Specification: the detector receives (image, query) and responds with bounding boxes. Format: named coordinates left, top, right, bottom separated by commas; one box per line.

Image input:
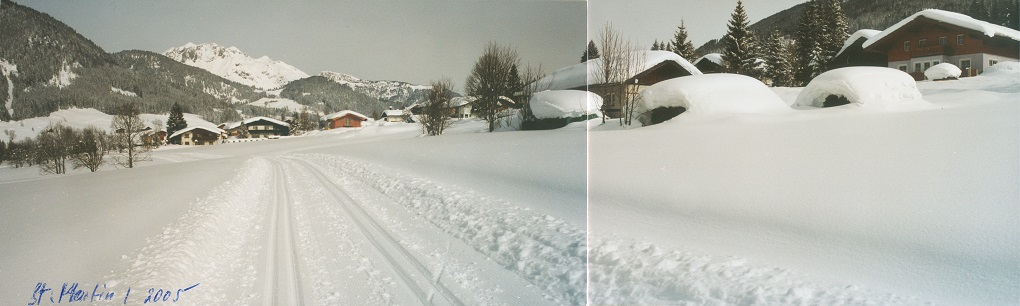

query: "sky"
left=21, top=0, right=806, bottom=89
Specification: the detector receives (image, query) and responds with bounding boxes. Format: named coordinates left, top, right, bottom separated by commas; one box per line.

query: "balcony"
left=910, top=44, right=956, bottom=57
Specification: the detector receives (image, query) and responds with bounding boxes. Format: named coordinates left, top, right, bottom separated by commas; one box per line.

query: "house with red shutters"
left=859, top=9, right=1019, bottom=80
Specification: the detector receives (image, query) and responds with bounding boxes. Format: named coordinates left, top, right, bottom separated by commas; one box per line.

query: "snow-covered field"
left=1, top=67, right=1017, bottom=305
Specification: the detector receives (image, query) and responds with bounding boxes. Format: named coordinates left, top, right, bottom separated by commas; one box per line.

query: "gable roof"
left=863, top=9, right=1020, bottom=49
left=382, top=109, right=404, bottom=117
left=693, top=53, right=723, bottom=66
left=223, top=116, right=291, bottom=130
left=169, top=126, right=225, bottom=140
left=322, top=110, right=369, bottom=121
left=838, top=29, right=881, bottom=56
left=530, top=50, right=702, bottom=91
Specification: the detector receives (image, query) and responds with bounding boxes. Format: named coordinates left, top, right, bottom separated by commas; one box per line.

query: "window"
left=904, top=41, right=910, bottom=51
left=918, top=38, right=927, bottom=47
left=923, top=62, right=931, bottom=70
left=933, top=61, right=940, bottom=65
left=960, top=59, right=972, bottom=70
left=957, top=34, right=965, bottom=45
left=989, top=59, right=998, bottom=66
left=939, top=37, right=947, bottom=45
left=914, top=63, right=922, bottom=72
left=183, top=133, right=190, bottom=138
left=898, top=65, right=908, bottom=72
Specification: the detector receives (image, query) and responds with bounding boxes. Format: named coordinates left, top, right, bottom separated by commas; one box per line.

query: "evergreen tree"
left=969, top=0, right=990, bottom=21
left=670, top=20, right=698, bottom=60
left=651, top=40, right=661, bottom=50
left=508, top=64, right=523, bottom=98
left=761, top=31, right=795, bottom=87
left=722, top=0, right=760, bottom=77
left=166, top=102, right=188, bottom=145
left=818, top=0, right=850, bottom=66
left=581, top=40, right=600, bottom=62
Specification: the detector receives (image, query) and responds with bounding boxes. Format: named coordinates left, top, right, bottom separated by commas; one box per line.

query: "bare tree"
left=465, top=42, right=520, bottom=132
left=110, top=102, right=149, bottom=168
left=593, top=23, right=646, bottom=125
left=517, top=64, right=547, bottom=127
left=36, top=123, right=75, bottom=174
left=419, top=78, right=454, bottom=136
left=71, top=126, right=110, bottom=172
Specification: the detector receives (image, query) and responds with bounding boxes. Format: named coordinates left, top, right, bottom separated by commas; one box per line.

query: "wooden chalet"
left=860, top=9, right=1020, bottom=80
left=382, top=109, right=406, bottom=122
left=830, top=29, right=887, bottom=70
left=222, top=116, right=291, bottom=138
left=322, top=110, right=368, bottom=129
left=168, top=126, right=223, bottom=146
left=530, top=50, right=702, bottom=118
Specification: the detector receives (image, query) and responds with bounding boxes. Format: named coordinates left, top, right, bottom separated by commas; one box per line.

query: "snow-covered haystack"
left=529, top=90, right=603, bottom=119
left=794, top=67, right=934, bottom=111
left=634, top=74, right=790, bottom=125
left=981, top=61, right=1020, bottom=76
left=925, top=63, right=962, bottom=80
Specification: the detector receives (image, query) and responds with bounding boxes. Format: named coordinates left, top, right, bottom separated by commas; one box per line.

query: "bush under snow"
left=529, top=90, right=603, bottom=119
left=634, top=74, right=790, bottom=125
left=925, top=63, right=962, bottom=80
left=794, top=67, right=933, bottom=111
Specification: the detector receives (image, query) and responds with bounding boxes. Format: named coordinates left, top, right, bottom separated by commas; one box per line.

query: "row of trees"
left=0, top=102, right=155, bottom=174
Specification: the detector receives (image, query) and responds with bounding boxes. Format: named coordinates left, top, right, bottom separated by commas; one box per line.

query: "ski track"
left=296, top=153, right=587, bottom=305
left=264, top=159, right=304, bottom=305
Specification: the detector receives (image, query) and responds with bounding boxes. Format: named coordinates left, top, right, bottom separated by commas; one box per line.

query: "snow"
left=0, top=108, right=216, bottom=141
left=0, top=59, right=17, bottom=117
left=448, top=96, right=476, bottom=108
left=382, top=109, right=403, bottom=117
left=168, top=126, right=225, bottom=140
left=528, top=90, right=603, bottom=119
left=863, top=9, right=1020, bottom=49
left=837, top=29, right=881, bottom=56
left=2, top=67, right=1017, bottom=305
left=794, top=67, right=934, bottom=110
left=247, top=97, right=305, bottom=112
left=925, top=62, right=963, bottom=80
left=321, top=110, right=369, bottom=121
left=693, top=53, right=723, bottom=66
left=110, top=86, right=138, bottom=97
left=531, top=50, right=702, bottom=91
left=46, top=61, right=78, bottom=89
left=633, top=73, right=790, bottom=124
left=164, top=43, right=309, bottom=90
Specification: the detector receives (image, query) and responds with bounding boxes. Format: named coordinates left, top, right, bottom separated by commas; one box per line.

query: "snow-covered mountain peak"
left=318, top=71, right=434, bottom=106
left=163, top=43, right=308, bottom=90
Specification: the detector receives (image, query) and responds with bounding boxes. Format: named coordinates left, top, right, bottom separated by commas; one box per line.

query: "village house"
left=322, top=110, right=368, bottom=129
left=221, top=116, right=291, bottom=138
left=830, top=29, right=886, bottom=70
left=382, top=109, right=406, bottom=122
left=446, top=96, right=476, bottom=118
left=859, top=9, right=1020, bottom=80
left=168, top=126, right=224, bottom=146
left=530, top=50, right=702, bottom=118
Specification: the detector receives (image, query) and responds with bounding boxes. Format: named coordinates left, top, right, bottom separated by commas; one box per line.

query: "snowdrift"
left=982, top=61, right=1020, bottom=76
left=634, top=74, right=790, bottom=125
left=794, top=67, right=934, bottom=111
left=528, top=90, right=603, bottom=119
left=925, top=63, right=962, bottom=80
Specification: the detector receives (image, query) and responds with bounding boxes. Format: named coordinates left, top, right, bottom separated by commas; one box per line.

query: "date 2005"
left=28, top=282, right=200, bottom=305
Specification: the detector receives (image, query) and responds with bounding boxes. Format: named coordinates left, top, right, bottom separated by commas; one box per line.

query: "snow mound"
left=529, top=90, right=603, bottom=119
left=634, top=74, right=790, bottom=124
left=981, top=61, right=1020, bottom=76
left=794, top=67, right=934, bottom=111
left=863, top=9, right=1020, bottom=49
left=531, top=50, right=701, bottom=91
left=925, top=63, right=962, bottom=80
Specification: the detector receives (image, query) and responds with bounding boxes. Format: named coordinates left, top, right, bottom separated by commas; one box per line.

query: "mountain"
left=279, top=76, right=389, bottom=117
left=0, top=0, right=277, bottom=122
left=319, top=71, right=435, bottom=107
left=694, top=0, right=1015, bottom=55
left=164, top=43, right=309, bottom=90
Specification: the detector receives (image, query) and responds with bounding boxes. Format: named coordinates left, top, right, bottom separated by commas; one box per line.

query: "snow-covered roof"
left=531, top=50, right=702, bottom=91
left=863, top=9, right=1020, bottom=49
left=924, top=63, right=963, bottom=80
left=169, top=126, right=225, bottom=140
left=838, top=29, right=881, bottom=56
left=793, top=67, right=934, bottom=111
left=634, top=74, right=790, bottom=125
left=529, top=90, right=603, bottom=119
left=322, top=110, right=368, bottom=121
left=382, top=109, right=404, bottom=117
left=222, top=116, right=291, bottom=130
left=693, top=53, right=723, bottom=66
left=448, top=96, right=477, bottom=108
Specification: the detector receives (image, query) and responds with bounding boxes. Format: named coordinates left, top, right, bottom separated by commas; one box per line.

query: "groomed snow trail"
left=105, top=155, right=569, bottom=305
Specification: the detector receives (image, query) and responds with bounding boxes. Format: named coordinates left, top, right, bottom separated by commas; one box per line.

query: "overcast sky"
left=22, top=0, right=806, bottom=90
